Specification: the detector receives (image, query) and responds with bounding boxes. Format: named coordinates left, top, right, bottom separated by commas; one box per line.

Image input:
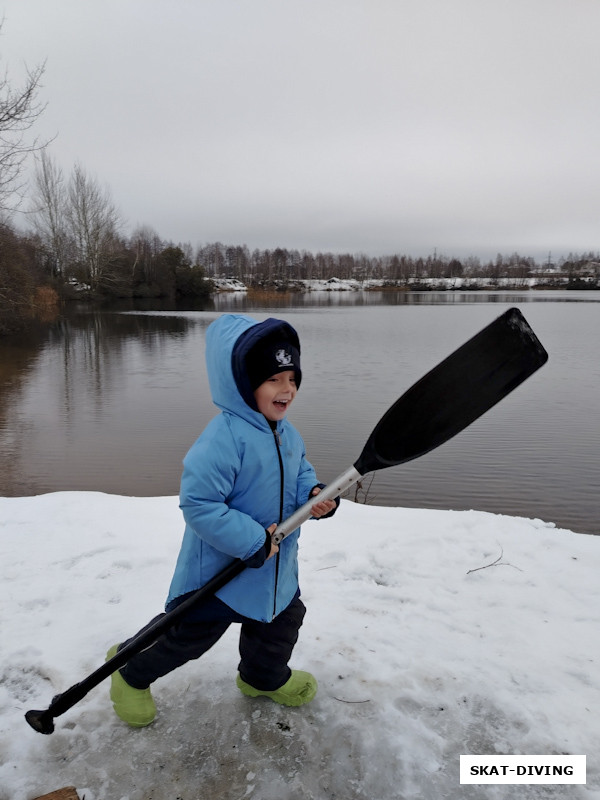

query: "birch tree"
left=31, top=151, right=69, bottom=277
left=66, top=163, right=121, bottom=291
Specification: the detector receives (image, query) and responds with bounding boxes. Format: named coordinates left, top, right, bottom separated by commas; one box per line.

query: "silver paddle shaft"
left=271, top=465, right=362, bottom=545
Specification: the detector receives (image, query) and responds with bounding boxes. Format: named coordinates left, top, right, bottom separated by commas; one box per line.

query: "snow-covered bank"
left=213, top=276, right=588, bottom=293
left=1, top=493, right=599, bottom=800
left=212, top=278, right=248, bottom=292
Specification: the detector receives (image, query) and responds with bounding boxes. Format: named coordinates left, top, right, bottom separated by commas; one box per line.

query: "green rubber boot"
left=236, top=670, right=318, bottom=707
left=106, top=645, right=156, bottom=727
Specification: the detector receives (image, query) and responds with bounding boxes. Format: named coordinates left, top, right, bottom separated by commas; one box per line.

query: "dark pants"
left=119, top=591, right=306, bottom=692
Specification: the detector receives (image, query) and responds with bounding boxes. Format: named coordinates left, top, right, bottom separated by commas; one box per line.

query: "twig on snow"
left=333, top=697, right=371, bottom=704
left=467, top=545, right=523, bottom=575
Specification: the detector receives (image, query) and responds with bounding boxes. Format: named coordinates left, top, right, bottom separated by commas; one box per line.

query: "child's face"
left=253, top=370, right=297, bottom=422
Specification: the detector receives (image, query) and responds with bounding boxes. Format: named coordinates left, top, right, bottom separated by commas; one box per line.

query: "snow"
left=212, top=278, right=248, bottom=292
left=1, top=492, right=599, bottom=800
left=211, top=276, right=572, bottom=293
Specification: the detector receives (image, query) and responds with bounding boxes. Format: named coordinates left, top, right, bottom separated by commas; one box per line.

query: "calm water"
left=1, top=290, right=598, bottom=535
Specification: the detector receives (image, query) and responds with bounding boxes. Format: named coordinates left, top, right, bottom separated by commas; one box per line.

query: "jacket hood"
left=205, top=314, right=301, bottom=429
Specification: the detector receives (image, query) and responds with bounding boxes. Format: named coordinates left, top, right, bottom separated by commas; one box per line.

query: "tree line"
left=24, top=148, right=600, bottom=299
left=193, top=244, right=599, bottom=286
left=3, top=149, right=599, bottom=335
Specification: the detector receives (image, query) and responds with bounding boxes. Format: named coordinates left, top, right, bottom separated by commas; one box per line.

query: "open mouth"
left=273, top=400, right=289, bottom=410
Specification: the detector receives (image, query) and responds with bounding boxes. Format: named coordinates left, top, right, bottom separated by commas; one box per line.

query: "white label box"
left=460, top=755, right=586, bottom=784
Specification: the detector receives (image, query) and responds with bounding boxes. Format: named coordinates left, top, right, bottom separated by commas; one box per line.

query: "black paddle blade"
left=354, top=308, right=548, bottom=475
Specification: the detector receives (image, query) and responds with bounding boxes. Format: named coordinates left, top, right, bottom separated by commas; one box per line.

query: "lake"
left=1, top=290, right=598, bottom=536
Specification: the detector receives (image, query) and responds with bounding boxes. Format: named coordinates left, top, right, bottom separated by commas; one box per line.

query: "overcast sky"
left=2, top=0, right=599, bottom=261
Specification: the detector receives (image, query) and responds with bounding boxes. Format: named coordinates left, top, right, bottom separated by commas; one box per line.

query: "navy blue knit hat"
left=231, top=317, right=302, bottom=409
left=246, top=338, right=302, bottom=391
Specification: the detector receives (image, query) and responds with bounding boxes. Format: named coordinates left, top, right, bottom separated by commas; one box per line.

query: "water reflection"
left=210, top=288, right=600, bottom=312
left=0, top=327, right=49, bottom=494
left=0, top=311, right=199, bottom=496
left=103, top=288, right=600, bottom=315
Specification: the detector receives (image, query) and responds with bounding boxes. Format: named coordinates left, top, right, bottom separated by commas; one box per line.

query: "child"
left=107, top=314, right=338, bottom=727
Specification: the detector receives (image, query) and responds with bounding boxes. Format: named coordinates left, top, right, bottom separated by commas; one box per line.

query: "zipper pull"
left=274, top=429, right=282, bottom=447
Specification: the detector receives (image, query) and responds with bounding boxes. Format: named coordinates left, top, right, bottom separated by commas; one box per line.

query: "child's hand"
left=309, top=487, right=337, bottom=519
left=266, top=523, right=280, bottom=559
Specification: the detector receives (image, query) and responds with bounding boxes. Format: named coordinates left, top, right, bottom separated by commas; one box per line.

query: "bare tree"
left=130, top=224, right=163, bottom=287
left=66, top=163, right=121, bottom=291
left=0, top=23, right=46, bottom=210
left=30, top=150, right=69, bottom=277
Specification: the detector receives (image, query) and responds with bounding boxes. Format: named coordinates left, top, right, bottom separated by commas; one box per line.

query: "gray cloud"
left=3, top=0, right=599, bottom=260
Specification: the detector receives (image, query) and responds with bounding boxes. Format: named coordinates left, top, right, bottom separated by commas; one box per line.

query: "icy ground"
left=1, top=492, right=599, bottom=800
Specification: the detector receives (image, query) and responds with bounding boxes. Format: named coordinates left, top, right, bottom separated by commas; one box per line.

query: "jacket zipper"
left=272, top=427, right=285, bottom=620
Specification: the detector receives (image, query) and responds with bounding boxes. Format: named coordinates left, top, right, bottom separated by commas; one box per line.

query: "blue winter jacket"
left=166, top=314, right=319, bottom=622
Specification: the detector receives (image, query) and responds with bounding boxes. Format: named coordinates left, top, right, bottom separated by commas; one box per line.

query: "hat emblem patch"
left=275, top=348, right=293, bottom=367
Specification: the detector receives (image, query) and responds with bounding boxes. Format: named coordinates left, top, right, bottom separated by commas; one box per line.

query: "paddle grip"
left=271, top=465, right=362, bottom=545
